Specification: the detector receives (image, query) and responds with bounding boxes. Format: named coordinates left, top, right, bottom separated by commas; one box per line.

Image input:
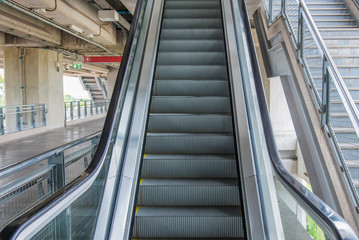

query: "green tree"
left=64, top=94, right=75, bottom=102
left=0, top=74, right=4, bottom=106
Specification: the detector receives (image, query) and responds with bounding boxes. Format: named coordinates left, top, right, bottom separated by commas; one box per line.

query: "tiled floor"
left=0, top=117, right=105, bottom=170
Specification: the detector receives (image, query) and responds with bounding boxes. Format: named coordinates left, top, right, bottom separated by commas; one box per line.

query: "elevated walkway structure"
left=255, top=0, right=359, bottom=231
left=0, top=0, right=357, bottom=239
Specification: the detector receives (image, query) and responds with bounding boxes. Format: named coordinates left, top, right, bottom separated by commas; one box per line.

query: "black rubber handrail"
left=0, top=0, right=144, bottom=239
left=239, top=0, right=358, bottom=239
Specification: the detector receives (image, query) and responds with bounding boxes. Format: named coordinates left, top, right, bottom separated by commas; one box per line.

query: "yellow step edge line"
left=135, top=206, right=140, bottom=215
left=140, top=178, right=144, bottom=185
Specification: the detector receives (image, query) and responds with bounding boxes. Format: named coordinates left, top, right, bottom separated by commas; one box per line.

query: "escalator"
left=132, top=1, right=243, bottom=238
left=0, top=0, right=357, bottom=239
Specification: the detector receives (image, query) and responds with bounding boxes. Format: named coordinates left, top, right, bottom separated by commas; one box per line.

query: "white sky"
left=0, top=70, right=89, bottom=100
left=63, top=76, right=90, bottom=100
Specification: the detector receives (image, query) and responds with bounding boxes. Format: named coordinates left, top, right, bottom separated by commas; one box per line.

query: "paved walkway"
left=0, top=117, right=105, bottom=170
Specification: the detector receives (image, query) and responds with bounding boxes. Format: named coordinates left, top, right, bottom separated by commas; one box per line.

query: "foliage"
left=307, top=217, right=325, bottom=240
left=64, top=94, right=75, bottom=102
left=306, top=182, right=326, bottom=240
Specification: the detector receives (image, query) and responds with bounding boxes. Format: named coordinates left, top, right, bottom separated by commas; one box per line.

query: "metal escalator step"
left=133, top=239, right=244, bottom=240
left=162, top=18, right=222, bottom=29
left=163, top=9, right=221, bottom=19
left=134, top=207, right=243, bottom=238
left=141, top=154, right=238, bottom=178
left=156, top=65, right=227, bottom=80
left=144, top=133, right=235, bottom=154
left=138, top=179, right=240, bottom=206
left=150, top=96, right=231, bottom=114
left=152, top=80, right=229, bottom=96
left=161, top=29, right=223, bottom=40
left=165, top=0, right=220, bottom=10
left=159, top=40, right=225, bottom=52
left=148, top=113, right=233, bottom=133
left=157, top=52, right=226, bottom=65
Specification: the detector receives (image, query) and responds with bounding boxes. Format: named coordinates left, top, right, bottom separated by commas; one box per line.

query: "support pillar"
left=4, top=48, right=64, bottom=130
left=4, top=48, right=21, bottom=106
left=4, top=48, right=22, bottom=131
left=107, top=66, right=119, bottom=99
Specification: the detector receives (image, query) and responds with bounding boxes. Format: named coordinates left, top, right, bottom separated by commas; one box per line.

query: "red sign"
left=84, top=56, right=122, bottom=63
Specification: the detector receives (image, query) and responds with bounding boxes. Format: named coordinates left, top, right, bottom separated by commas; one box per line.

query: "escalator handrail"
left=239, top=0, right=358, bottom=239
left=0, top=1, right=144, bottom=239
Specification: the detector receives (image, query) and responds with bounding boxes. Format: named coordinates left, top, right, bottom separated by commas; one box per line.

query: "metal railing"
left=264, top=0, right=359, bottom=213
left=0, top=104, right=46, bottom=135
left=0, top=132, right=101, bottom=231
left=64, top=100, right=109, bottom=121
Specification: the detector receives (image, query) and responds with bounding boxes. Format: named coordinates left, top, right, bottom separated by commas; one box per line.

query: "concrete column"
left=269, top=76, right=296, bottom=142
left=107, top=66, right=119, bottom=99
left=4, top=48, right=22, bottom=106
left=4, top=48, right=64, bottom=130
left=269, top=76, right=300, bottom=175
left=4, top=48, right=22, bottom=131
left=24, top=49, right=64, bottom=129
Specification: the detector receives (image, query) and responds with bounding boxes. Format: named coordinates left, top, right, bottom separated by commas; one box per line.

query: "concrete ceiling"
left=0, top=0, right=133, bottom=77
left=0, top=0, right=132, bottom=56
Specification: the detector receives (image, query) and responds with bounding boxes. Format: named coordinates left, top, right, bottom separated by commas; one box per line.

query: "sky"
left=0, top=69, right=89, bottom=100
left=63, top=76, right=90, bottom=100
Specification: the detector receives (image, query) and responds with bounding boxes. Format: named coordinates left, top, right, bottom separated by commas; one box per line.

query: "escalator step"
left=144, top=133, right=235, bottom=154
left=147, top=114, right=233, bottom=133
left=150, top=96, right=231, bottom=114
left=162, top=18, right=223, bottom=29
left=152, top=80, right=230, bottom=96
left=133, top=207, right=243, bottom=238
left=165, top=0, right=220, bottom=9
left=156, top=65, right=228, bottom=80
left=138, top=179, right=240, bottom=206
left=141, top=154, right=238, bottom=178
left=159, top=40, right=225, bottom=52
left=157, top=52, right=226, bottom=65
left=163, top=9, right=221, bottom=19
left=161, top=29, right=223, bottom=40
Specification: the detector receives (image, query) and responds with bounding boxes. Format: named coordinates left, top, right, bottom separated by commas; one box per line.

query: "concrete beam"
left=121, top=0, right=136, bottom=14
left=14, top=0, right=117, bottom=45
left=0, top=32, right=5, bottom=45
left=93, top=0, right=113, bottom=9
left=4, top=34, right=47, bottom=47
left=0, top=3, right=61, bottom=46
left=61, top=31, right=125, bottom=55
left=343, top=0, right=359, bottom=23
